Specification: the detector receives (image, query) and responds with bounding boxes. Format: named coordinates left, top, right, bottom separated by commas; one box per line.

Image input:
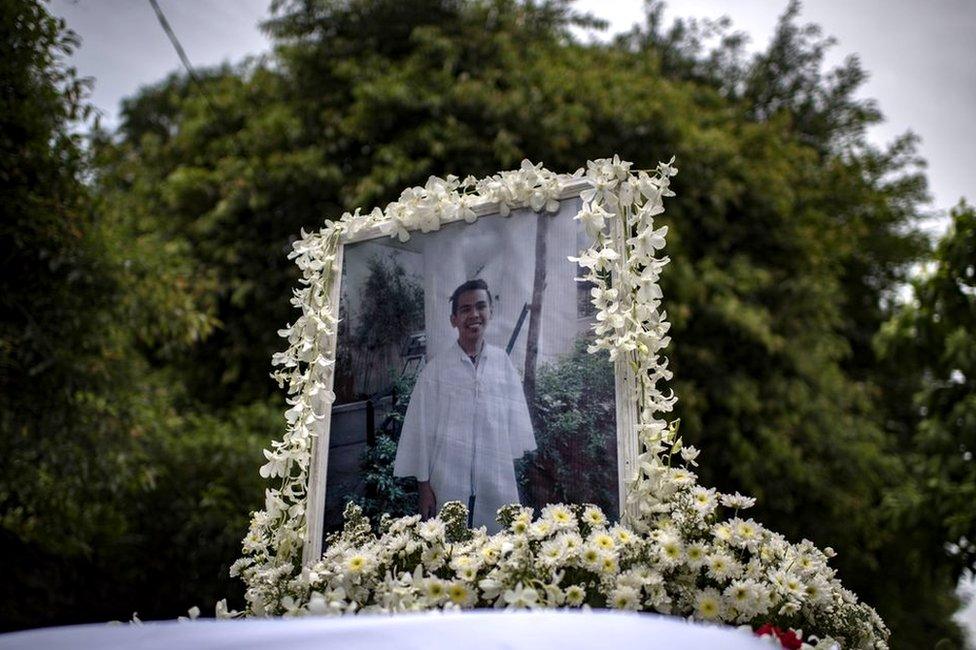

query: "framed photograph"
left=303, top=182, right=638, bottom=563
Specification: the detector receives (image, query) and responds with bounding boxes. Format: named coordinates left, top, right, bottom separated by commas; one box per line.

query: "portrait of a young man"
left=392, top=279, right=537, bottom=532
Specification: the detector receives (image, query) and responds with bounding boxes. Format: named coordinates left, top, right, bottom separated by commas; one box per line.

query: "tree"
left=875, top=202, right=976, bottom=644
left=330, top=252, right=426, bottom=400
left=0, top=1, right=268, bottom=629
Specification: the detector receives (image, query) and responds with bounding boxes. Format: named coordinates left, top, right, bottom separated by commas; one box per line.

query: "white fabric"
left=393, top=342, right=536, bottom=531
left=0, top=611, right=771, bottom=650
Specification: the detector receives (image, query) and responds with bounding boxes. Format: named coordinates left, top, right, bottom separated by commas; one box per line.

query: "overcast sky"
left=50, top=0, right=975, bottom=637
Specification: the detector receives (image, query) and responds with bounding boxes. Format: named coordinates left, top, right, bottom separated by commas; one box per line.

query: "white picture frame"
left=301, top=178, right=640, bottom=564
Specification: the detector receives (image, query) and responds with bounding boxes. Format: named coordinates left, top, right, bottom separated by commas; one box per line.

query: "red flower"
left=755, top=623, right=803, bottom=649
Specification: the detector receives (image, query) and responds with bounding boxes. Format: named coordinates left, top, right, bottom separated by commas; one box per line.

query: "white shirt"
left=393, top=342, right=536, bottom=531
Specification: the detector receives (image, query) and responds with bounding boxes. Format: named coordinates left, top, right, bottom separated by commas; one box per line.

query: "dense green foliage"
left=0, top=0, right=271, bottom=630
left=2, top=0, right=972, bottom=646
left=875, top=203, right=976, bottom=640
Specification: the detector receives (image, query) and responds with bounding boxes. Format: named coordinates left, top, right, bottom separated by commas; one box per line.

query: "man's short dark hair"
left=450, top=279, right=492, bottom=315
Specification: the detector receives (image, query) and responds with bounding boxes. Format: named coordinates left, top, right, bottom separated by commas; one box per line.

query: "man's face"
left=450, top=289, right=491, bottom=346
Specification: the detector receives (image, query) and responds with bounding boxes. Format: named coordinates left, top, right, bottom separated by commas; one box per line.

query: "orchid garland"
left=230, top=158, right=889, bottom=650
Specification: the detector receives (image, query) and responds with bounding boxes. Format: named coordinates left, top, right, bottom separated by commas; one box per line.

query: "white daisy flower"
left=685, top=542, right=708, bottom=570
left=417, top=519, right=445, bottom=542
left=694, top=587, right=723, bottom=620
left=424, top=578, right=447, bottom=603
left=541, top=504, right=577, bottom=530
left=590, top=531, right=616, bottom=551
left=720, top=492, right=757, bottom=510
left=582, top=506, right=607, bottom=528
left=610, top=585, right=641, bottom=610
left=565, top=584, right=586, bottom=607
left=446, top=581, right=477, bottom=607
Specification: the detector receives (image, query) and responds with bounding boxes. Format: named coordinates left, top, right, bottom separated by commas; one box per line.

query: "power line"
left=146, top=0, right=218, bottom=114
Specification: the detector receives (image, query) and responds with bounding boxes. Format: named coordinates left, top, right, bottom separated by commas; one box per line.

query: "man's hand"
left=418, top=481, right=437, bottom=519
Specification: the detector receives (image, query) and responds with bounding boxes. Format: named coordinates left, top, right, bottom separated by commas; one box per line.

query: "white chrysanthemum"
left=743, top=558, right=765, bottom=581
left=478, top=575, right=504, bottom=601
left=580, top=546, right=603, bottom=572
left=582, top=506, right=607, bottom=528
left=771, top=570, right=806, bottom=600
left=610, top=585, right=641, bottom=610
left=712, top=522, right=733, bottom=543
left=669, top=467, right=696, bottom=487
left=510, top=517, right=530, bottom=535
left=706, top=552, right=740, bottom=582
left=779, top=601, right=801, bottom=617
left=635, top=565, right=663, bottom=588
left=447, top=581, right=477, bottom=607
left=590, top=531, right=616, bottom=551
left=658, top=534, right=683, bottom=567
left=343, top=553, right=370, bottom=575
left=645, top=584, right=672, bottom=613
left=556, top=531, right=583, bottom=557
left=599, top=554, right=619, bottom=575
left=456, top=566, right=478, bottom=582
left=479, top=542, right=501, bottom=565
left=541, top=504, right=577, bottom=530
left=694, top=587, right=723, bottom=620
left=685, top=542, right=708, bottom=570
left=450, top=554, right=481, bottom=576
left=804, top=575, right=831, bottom=606
left=529, top=520, right=554, bottom=539
left=421, top=544, right=446, bottom=570
left=385, top=532, right=409, bottom=554
left=689, top=486, right=718, bottom=516
left=615, top=570, right=643, bottom=591
left=759, top=545, right=779, bottom=564
left=751, top=582, right=773, bottom=616
left=794, top=550, right=823, bottom=575
left=565, top=584, right=586, bottom=607
left=720, top=492, right=757, bottom=510
left=724, top=579, right=766, bottom=621
left=539, top=538, right=567, bottom=565
left=417, top=519, right=445, bottom=542
left=242, top=531, right=264, bottom=553
left=609, top=525, right=634, bottom=546
left=388, top=514, right=422, bottom=534
left=730, top=518, right=762, bottom=551
left=423, top=577, right=447, bottom=604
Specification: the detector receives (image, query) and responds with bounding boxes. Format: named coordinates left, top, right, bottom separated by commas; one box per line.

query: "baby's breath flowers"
left=233, top=158, right=889, bottom=650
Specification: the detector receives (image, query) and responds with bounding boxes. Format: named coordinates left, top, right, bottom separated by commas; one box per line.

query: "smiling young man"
left=392, top=279, right=536, bottom=532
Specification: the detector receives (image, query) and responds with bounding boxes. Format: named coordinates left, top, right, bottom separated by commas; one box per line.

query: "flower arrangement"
left=230, top=157, right=889, bottom=649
